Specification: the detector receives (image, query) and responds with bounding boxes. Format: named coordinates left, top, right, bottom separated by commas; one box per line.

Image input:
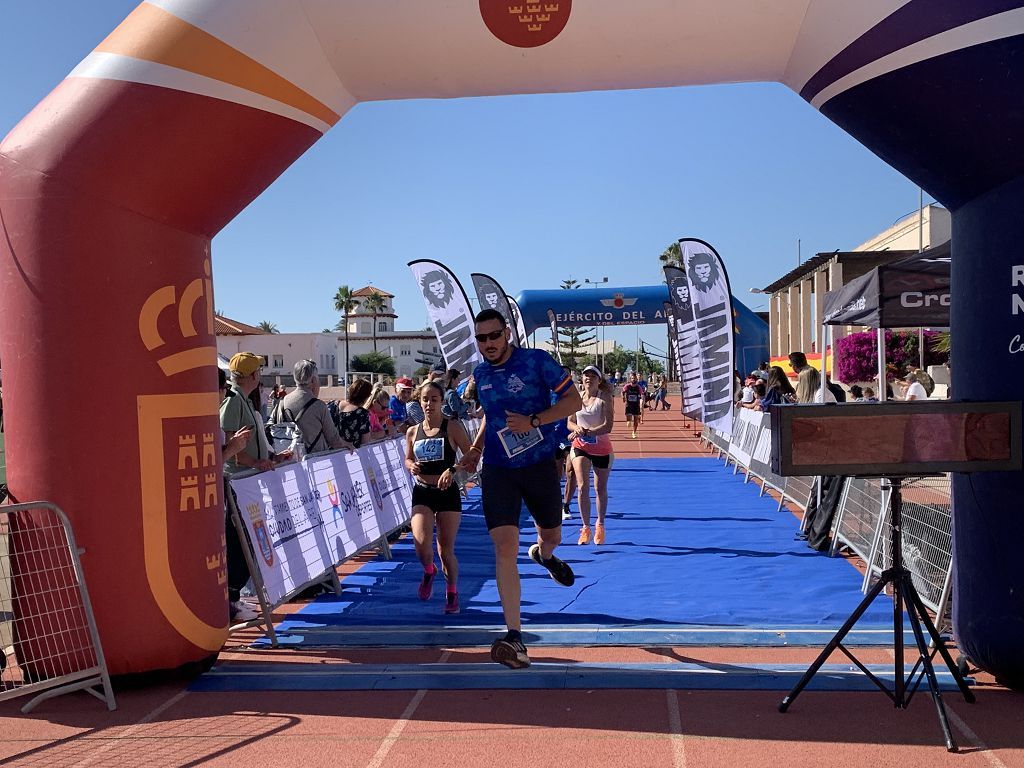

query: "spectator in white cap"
left=390, top=377, right=417, bottom=430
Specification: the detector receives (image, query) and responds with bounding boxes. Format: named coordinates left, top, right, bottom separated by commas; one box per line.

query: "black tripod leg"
left=779, top=575, right=889, bottom=713
left=904, top=583, right=976, bottom=704
left=903, top=574, right=958, bottom=753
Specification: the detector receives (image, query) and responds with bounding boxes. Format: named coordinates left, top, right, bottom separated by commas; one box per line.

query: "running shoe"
left=418, top=568, right=436, bottom=601
left=594, top=523, right=606, bottom=545
left=229, top=602, right=259, bottom=623
left=631, top=430, right=637, bottom=439
left=444, top=592, right=460, bottom=615
left=490, top=632, right=530, bottom=669
left=561, top=503, right=572, bottom=521
left=528, top=543, right=576, bottom=586
left=578, top=526, right=591, bottom=545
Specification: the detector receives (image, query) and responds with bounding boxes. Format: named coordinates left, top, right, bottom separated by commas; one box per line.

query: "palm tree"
left=333, top=285, right=358, bottom=382
left=363, top=290, right=387, bottom=352
left=659, top=241, right=682, bottom=267
left=257, top=320, right=279, bottom=334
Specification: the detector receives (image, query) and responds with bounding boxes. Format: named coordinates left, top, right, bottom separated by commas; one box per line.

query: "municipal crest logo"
left=600, top=294, right=638, bottom=309
left=253, top=521, right=274, bottom=567
left=480, top=1, right=572, bottom=48
left=506, top=373, right=526, bottom=394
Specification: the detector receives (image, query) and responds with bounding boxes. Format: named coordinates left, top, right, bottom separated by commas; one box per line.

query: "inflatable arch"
left=514, top=285, right=769, bottom=375
left=2, top=1, right=1023, bottom=682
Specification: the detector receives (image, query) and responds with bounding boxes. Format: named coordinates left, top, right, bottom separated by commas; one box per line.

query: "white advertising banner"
left=727, top=408, right=762, bottom=468
left=680, top=238, right=735, bottom=436
left=408, top=259, right=483, bottom=374
left=231, top=438, right=413, bottom=605
left=664, top=265, right=704, bottom=420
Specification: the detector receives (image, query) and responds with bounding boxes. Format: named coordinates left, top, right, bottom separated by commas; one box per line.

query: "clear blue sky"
left=2, top=1, right=931, bottom=353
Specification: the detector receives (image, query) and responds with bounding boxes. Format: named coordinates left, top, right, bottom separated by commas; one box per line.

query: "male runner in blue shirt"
left=459, top=308, right=582, bottom=668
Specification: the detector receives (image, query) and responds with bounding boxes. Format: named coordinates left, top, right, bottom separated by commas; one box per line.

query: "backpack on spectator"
left=267, top=396, right=322, bottom=456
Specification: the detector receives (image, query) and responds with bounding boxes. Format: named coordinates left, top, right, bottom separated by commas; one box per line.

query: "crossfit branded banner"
left=679, top=239, right=735, bottom=435
left=547, top=309, right=562, bottom=364
left=409, top=259, right=482, bottom=373
left=231, top=438, right=413, bottom=605
left=508, top=297, right=529, bottom=346
left=471, top=272, right=519, bottom=346
left=663, top=265, right=704, bottom=421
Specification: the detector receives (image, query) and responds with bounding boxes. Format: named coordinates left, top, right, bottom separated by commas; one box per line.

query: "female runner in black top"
left=405, top=380, right=472, bottom=614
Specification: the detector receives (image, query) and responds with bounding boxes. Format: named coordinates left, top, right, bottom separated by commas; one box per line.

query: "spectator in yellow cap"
left=220, top=352, right=285, bottom=475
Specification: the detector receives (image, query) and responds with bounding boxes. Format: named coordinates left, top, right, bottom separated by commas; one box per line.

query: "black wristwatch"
left=530, top=414, right=541, bottom=428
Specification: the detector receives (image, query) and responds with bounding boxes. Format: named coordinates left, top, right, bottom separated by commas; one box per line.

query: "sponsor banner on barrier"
left=723, top=409, right=788, bottom=492
left=231, top=438, right=412, bottom=605
left=359, top=439, right=415, bottom=533
left=679, top=239, right=735, bottom=435
left=728, top=408, right=762, bottom=468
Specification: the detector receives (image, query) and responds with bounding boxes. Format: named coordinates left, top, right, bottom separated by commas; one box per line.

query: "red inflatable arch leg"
left=0, top=3, right=347, bottom=675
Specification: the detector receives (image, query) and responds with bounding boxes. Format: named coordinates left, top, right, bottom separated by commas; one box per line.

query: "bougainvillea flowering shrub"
left=835, top=329, right=948, bottom=383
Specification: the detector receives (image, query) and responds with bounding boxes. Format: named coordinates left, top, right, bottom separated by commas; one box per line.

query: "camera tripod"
left=778, top=476, right=975, bottom=752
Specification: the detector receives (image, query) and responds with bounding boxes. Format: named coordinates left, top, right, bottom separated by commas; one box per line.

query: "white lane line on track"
left=881, top=648, right=1005, bottom=766
left=666, top=689, right=687, bottom=768
left=948, top=709, right=1008, bottom=768
left=70, top=689, right=190, bottom=768
left=364, top=650, right=451, bottom=768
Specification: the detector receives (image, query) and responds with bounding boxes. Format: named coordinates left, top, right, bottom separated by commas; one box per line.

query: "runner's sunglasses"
left=474, top=329, right=505, bottom=342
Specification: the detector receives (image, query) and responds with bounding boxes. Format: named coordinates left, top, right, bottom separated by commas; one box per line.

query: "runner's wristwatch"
left=530, top=414, right=541, bottom=428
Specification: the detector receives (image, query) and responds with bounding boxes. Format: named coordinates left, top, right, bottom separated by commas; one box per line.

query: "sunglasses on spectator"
left=475, top=329, right=505, bottom=342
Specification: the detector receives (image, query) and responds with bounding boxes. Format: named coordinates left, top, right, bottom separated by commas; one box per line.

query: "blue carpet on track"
left=260, top=458, right=900, bottom=647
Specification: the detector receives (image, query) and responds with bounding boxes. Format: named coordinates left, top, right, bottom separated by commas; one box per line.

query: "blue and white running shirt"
left=473, top=347, right=574, bottom=468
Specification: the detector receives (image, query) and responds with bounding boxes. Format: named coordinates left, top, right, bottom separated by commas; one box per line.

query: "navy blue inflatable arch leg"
left=950, top=175, right=1024, bottom=689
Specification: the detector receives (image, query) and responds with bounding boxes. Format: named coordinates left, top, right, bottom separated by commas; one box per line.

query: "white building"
left=215, top=285, right=439, bottom=381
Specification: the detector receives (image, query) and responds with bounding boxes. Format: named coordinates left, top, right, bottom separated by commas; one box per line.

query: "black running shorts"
left=411, top=483, right=462, bottom=513
left=481, top=459, right=562, bottom=531
left=570, top=446, right=613, bottom=470
left=624, top=403, right=641, bottom=416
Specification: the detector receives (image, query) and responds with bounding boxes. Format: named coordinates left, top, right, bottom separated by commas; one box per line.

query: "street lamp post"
left=584, top=276, right=609, bottom=371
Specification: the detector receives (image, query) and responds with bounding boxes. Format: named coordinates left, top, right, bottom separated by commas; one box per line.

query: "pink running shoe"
left=418, top=567, right=436, bottom=601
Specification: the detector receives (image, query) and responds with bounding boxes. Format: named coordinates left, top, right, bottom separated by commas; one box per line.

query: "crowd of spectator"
left=733, top=350, right=940, bottom=412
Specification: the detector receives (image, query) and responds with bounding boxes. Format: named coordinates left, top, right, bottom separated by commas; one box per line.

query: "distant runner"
left=621, top=371, right=643, bottom=439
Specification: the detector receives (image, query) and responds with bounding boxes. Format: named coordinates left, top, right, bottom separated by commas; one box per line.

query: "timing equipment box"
left=770, top=400, right=1022, bottom=477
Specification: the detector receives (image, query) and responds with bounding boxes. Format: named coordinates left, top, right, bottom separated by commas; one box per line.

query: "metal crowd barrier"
left=830, top=478, right=890, bottom=567
left=863, top=475, right=954, bottom=628
left=1, top=502, right=116, bottom=713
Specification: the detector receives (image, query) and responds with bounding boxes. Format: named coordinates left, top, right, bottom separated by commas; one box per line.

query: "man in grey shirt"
left=275, top=359, right=351, bottom=454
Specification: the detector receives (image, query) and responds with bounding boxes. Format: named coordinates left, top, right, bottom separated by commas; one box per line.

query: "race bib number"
left=414, top=437, right=445, bottom=463
left=626, top=392, right=639, bottom=403
left=577, top=434, right=598, bottom=445
left=497, top=427, right=544, bottom=459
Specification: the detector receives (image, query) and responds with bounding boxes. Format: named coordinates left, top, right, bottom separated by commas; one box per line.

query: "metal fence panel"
left=869, top=476, right=953, bottom=621
left=831, top=478, right=889, bottom=564
left=782, top=475, right=815, bottom=512
left=1, top=502, right=116, bottom=713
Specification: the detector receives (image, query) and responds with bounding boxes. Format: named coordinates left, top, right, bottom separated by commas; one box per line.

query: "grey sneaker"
left=529, top=544, right=575, bottom=586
